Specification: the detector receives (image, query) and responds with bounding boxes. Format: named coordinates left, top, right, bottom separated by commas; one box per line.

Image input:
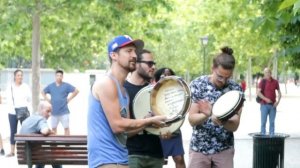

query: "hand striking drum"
left=133, top=76, right=191, bottom=135
left=212, top=90, right=245, bottom=121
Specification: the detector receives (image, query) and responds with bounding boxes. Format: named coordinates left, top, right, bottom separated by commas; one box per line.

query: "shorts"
left=160, top=132, right=185, bottom=158
left=129, top=155, right=163, bottom=168
left=51, top=114, right=69, bottom=129
left=188, top=148, right=234, bottom=168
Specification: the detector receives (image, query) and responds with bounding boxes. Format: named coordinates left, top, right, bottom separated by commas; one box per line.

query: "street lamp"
left=200, top=36, right=209, bottom=74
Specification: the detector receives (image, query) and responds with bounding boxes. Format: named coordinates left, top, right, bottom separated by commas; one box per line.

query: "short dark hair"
left=212, top=46, right=235, bottom=70
left=137, top=49, right=152, bottom=61
left=55, top=69, right=64, bottom=75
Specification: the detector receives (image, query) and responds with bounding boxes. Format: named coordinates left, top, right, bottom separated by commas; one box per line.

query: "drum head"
left=151, top=76, right=191, bottom=122
left=133, top=85, right=185, bottom=135
left=212, top=90, right=243, bottom=120
left=133, top=86, right=153, bottom=120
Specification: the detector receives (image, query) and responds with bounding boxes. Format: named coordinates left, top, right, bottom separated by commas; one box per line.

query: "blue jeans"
left=260, top=104, right=276, bottom=135
left=8, top=114, right=20, bottom=144
left=8, top=113, right=27, bottom=144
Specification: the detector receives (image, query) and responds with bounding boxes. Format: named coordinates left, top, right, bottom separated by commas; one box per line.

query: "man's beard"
left=138, top=69, right=152, bottom=82
left=125, top=62, right=136, bottom=72
left=128, top=65, right=136, bottom=72
left=121, top=59, right=136, bottom=72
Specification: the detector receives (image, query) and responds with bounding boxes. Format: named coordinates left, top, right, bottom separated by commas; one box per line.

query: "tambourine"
left=212, top=90, right=244, bottom=121
left=133, top=76, right=191, bottom=135
left=150, top=76, right=191, bottom=124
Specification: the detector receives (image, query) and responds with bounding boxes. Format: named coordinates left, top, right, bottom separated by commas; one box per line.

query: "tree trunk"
left=248, top=57, right=252, bottom=100
left=31, top=0, right=41, bottom=113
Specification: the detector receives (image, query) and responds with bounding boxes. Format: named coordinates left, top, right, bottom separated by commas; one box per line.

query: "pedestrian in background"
left=154, top=67, right=186, bottom=168
left=19, top=101, right=62, bottom=168
left=188, top=46, right=243, bottom=168
left=240, top=75, right=246, bottom=92
left=0, top=133, right=4, bottom=156
left=0, top=93, right=5, bottom=155
left=42, top=70, right=79, bottom=136
left=257, top=67, right=281, bottom=135
left=6, top=69, right=32, bottom=157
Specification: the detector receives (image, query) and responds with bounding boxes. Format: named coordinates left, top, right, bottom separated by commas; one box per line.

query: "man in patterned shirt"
left=187, top=46, right=244, bottom=168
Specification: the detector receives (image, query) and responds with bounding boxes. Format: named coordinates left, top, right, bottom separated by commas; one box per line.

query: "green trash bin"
left=249, top=133, right=289, bottom=168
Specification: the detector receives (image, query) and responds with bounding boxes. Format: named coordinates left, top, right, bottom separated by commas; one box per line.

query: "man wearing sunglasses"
left=124, top=49, right=168, bottom=168
left=188, top=46, right=243, bottom=168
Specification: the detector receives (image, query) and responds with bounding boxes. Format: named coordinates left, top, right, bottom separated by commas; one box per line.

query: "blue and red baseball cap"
left=107, top=35, right=144, bottom=57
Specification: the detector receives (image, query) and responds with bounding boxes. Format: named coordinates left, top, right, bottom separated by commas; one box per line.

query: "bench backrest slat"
left=16, top=134, right=88, bottom=166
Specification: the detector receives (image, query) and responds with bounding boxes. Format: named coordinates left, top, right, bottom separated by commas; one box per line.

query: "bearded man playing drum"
left=188, top=46, right=244, bottom=168
left=124, top=49, right=168, bottom=168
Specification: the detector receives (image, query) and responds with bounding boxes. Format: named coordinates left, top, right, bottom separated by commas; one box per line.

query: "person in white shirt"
left=0, top=94, right=5, bottom=155
left=6, top=69, right=32, bottom=157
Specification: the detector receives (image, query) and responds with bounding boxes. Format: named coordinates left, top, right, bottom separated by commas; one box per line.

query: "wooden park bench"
left=15, top=134, right=87, bottom=168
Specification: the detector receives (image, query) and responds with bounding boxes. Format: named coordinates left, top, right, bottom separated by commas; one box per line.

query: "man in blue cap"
left=87, top=35, right=167, bottom=168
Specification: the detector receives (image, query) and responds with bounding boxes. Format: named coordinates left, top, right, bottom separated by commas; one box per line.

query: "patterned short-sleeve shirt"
left=189, top=75, right=243, bottom=155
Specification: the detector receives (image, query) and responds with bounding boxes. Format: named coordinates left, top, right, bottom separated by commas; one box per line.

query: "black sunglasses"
left=137, top=60, right=156, bottom=68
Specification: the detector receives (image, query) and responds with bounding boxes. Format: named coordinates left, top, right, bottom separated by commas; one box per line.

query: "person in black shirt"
left=124, top=49, right=168, bottom=168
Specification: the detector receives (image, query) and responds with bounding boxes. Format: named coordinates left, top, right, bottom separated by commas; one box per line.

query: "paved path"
left=0, top=74, right=299, bottom=167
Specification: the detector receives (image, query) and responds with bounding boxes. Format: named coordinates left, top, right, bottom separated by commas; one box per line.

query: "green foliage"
left=0, top=0, right=173, bottom=71
left=279, top=0, right=298, bottom=11
left=0, top=0, right=298, bottom=76
left=254, top=0, right=300, bottom=69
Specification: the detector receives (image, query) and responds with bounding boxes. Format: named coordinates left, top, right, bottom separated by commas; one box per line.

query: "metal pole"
left=200, top=36, right=208, bottom=75
left=248, top=57, right=252, bottom=100
left=203, top=46, right=206, bottom=75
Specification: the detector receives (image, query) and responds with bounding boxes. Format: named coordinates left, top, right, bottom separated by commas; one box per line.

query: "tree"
left=0, top=0, right=173, bottom=110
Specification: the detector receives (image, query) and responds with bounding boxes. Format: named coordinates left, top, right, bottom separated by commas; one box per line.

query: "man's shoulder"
left=62, top=81, right=72, bottom=85
left=23, top=115, right=44, bottom=124
left=190, top=75, right=208, bottom=85
left=92, top=76, right=116, bottom=94
left=45, top=82, right=55, bottom=88
left=61, top=82, right=75, bottom=88
left=94, top=76, right=113, bottom=87
left=271, top=78, right=279, bottom=83
left=227, top=80, right=242, bottom=91
left=29, top=114, right=44, bottom=120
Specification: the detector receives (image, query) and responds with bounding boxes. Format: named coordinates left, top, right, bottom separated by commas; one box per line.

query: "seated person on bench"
left=19, top=101, right=62, bottom=168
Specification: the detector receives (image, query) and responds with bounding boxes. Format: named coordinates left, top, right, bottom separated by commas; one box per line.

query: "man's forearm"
left=68, top=89, right=79, bottom=102
left=41, top=93, right=51, bottom=103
